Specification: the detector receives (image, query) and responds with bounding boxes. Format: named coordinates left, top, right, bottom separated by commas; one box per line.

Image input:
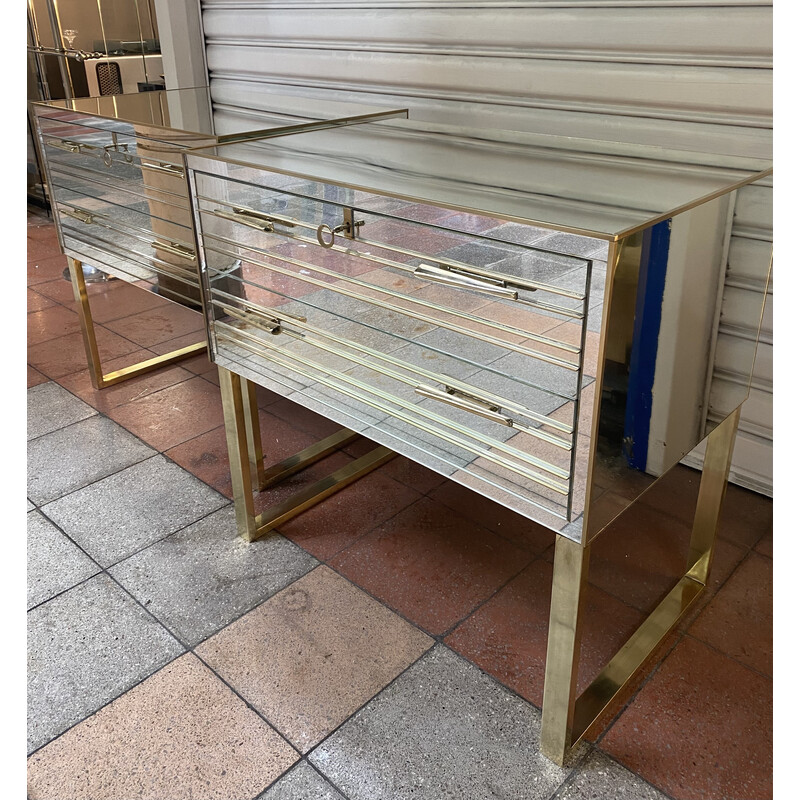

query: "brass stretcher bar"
left=539, top=408, right=741, bottom=764
left=218, top=366, right=396, bottom=543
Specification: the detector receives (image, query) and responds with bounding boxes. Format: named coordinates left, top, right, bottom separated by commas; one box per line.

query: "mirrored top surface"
left=32, top=86, right=406, bottom=141
left=187, top=118, right=772, bottom=239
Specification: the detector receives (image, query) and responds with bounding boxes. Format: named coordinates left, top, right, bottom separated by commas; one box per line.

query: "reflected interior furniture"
left=30, top=87, right=407, bottom=388
left=184, top=119, right=771, bottom=765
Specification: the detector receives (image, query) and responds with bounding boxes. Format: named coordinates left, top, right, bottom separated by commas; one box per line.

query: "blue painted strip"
left=624, top=220, right=671, bottom=471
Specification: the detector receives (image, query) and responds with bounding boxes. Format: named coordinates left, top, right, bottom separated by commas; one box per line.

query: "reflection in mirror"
left=584, top=198, right=771, bottom=543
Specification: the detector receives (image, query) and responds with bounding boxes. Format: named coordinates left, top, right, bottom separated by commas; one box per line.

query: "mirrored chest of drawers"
left=184, top=119, right=772, bottom=764
left=30, top=87, right=406, bottom=388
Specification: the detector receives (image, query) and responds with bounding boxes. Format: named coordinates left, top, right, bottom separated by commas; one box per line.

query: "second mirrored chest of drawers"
left=30, top=87, right=407, bottom=388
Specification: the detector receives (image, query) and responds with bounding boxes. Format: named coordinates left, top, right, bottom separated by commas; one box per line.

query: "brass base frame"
left=540, top=408, right=741, bottom=765
left=68, top=257, right=206, bottom=389
left=218, top=366, right=396, bottom=543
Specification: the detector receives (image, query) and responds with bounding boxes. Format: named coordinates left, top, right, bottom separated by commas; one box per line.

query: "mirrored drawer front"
left=202, top=236, right=587, bottom=404
left=55, top=197, right=200, bottom=296
left=37, top=117, right=190, bottom=212
left=193, top=174, right=592, bottom=328
left=206, top=280, right=583, bottom=523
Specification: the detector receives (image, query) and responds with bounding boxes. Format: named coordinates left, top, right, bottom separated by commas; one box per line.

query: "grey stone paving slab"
left=27, top=573, right=184, bottom=753
left=309, top=644, right=571, bottom=800
left=258, top=762, right=347, bottom=800
left=27, top=510, right=99, bottom=609
left=41, top=454, right=229, bottom=567
left=481, top=222, right=554, bottom=247
left=559, top=751, right=670, bottom=799
left=109, top=505, right=318, bottom=646
left=27, top=415, right=156, bottom=505
left=535, top=232, right=609, bottom=260
left=28, top=499, right=35, bottom=511
left=27, top=382, right=97, bottom=441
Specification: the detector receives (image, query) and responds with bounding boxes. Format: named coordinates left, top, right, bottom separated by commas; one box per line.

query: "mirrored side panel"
left=582, top=194, right=772, bottom=543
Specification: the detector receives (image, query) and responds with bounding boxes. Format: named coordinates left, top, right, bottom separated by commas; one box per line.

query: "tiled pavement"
left=26, top=207, right=773, bottom=799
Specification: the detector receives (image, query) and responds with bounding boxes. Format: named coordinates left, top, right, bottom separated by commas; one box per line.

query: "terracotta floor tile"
left=26, top=218, right=57, bottom=238
left=165, top=424, right=237, bottom=498
left=28, top=276, right=77, bottom=306
left=28, top=328, right=140, bottom=380
left=717, top=482, right=773, bottom=550
left=341, top=441, right=448, bottom=495
left=104, top=303, right=205, bottom=348
left=378, top=454, right=449, bottom=495
left=636, top=464, right=702, bottom=525
left=27, top=653, right=298, bottom=800
left=268, top=397, right=345, bottom=440
left=430, top=479, right=555, bottom=555
left=27, top=289, right=57, bottom=313
left=165, top=410, right=320, bottom=499
left=279, top=469, right=422, bottom=560
left=253, top=451, right=356, bottom=522
left=588, top=501, right=745, bottom=614
left=755, top=529, right=772, bottom=558
left=27, top=305, right=81, bottom=346
left=107, top=376, right=225, bottom=451
left=330, top=496, right=533, bottom=635
left=196, top=566, right=432, bottom=753
left=148, top=329, right=211, bottom=358
left=57, top=352, right=196, bottom=414
left=446, top=558, right=645, bottom=707
left=688, top=552, right=772, bottom=676
left=177, top=352, right=218, bottom=376
left=600, top=637, right=772, bottom=800
left=77, top=280, right=172, bottom=324
left=27, top=365, right=48, bottom=388
left=26, top=233, right=63, bottom=263
left=27, top=252, right=68, bottom=286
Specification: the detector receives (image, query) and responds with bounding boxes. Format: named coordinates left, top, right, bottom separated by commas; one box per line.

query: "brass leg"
left=540, top=535, right=591, bottom=763
left=218, top=365, right=396, bottom=543
left=68, top=257, right=206, bottom=389
left=540, top=407, right=742, bottom=766
left=241, top=378, right=266, bottom=491
left=219, top=366, right=259, bottom=542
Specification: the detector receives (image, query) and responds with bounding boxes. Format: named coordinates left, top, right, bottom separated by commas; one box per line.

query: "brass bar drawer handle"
left=233, top=206, right=296, bottom=229
left=61, top=207, right=95, bottom=224
left=140, top=160, right=185, bottom=178
left=415, top=384, right=514, bottom=427
left=413, top=263, right=519, bottom=300
left=150, top=240, right=196, bottom=261
left=212, top=208, right=273, bottom=232
left=211, top=206, right=298, bottom=233
left=48, top=138, right=97, bottom=154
